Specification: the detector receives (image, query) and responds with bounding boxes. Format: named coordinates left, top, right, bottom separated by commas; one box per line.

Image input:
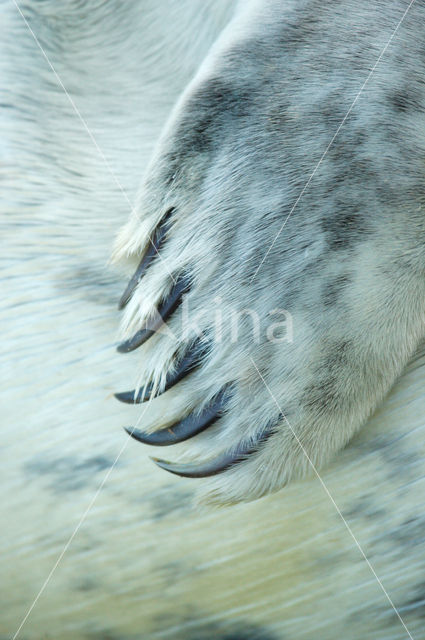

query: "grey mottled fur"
left=115, top=0, right=425, bottom=504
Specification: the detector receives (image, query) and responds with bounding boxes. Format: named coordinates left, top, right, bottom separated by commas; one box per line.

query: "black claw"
left=151, top=426, right=273, bottom=478
left=117, top=274, right=190, bottom=353
left=118, top=208, right=174, bottom=310
left=124, top=387, right=229, bottom=446
left=116, top=327, right=155, bottom=354
left=115, top=388, right=151, bottom=405
left=115, top=339, right=209, bottom=404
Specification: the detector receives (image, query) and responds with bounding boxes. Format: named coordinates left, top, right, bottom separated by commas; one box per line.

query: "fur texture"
left=114, top=0, right=425, bottom=504
left=3, top=1, right=425, bottom=639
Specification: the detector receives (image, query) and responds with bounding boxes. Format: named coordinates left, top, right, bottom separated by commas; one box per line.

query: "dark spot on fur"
left=320, top=340, right=352, bottom=375
left=278, top=13, right=321, bottom=49
left=148, top=485, right=193, bottom=520
left=302, top=376, right=338, bottom=413
left=56, top=265, right=122, bottom=306
left=325, top=136, right=356, bottom=163
left=167, top=79, right=251, bottom=166
left=24, top=455, right=115, bottom=492
left=372, top=435, right=420, bottom=480
left=391, top=90, right=410, bottom=113
left=75, top=576, right=99, bottom=592
left=343, top=494, right=387, bottom=521
left=182, top=113, right=215, bottom=154
left=390, top=87, right=423, bottom=113
left=399, top=583, right=425, bottom=619
left=322, top=273, right=351, bottom=306
left=383, top=515, right=425, bottom=550
left=322, top=210, right=369, bottom=251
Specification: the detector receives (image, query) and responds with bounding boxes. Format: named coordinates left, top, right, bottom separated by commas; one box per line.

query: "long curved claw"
left=117, top=274, right=190, bottom=353
left=124, top=387, right=229, bottom=445
left=118, top=208, right=174, bottom=310
left=115, top=388, right=152, bottom=405
left=116, top=327, right=155, bottom=354
left=151, top=427, right=272, bottom=478
left=115, top=339, right=209, bottom=404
